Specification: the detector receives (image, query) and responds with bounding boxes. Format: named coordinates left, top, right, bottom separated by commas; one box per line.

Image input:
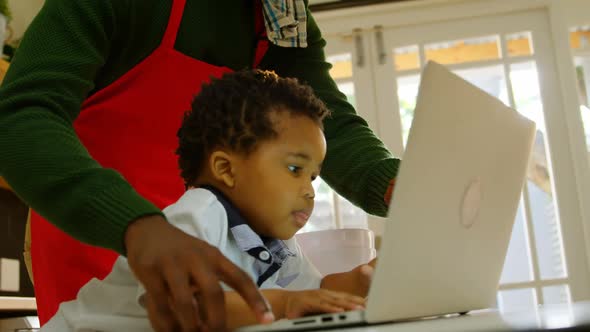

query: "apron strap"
left=253, top=0, right=270, bottom=69
left=161, top=0, right=187, bottom=49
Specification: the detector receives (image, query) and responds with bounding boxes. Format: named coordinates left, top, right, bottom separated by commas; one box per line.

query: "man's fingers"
left=216, top=251, right=274, bottom=323
left=163, top=263, right=200, bottom=331
left=145, top=292, right=180, bottom=332
left=190, top=259, right=227, bottom=332
left=141, top=270, right=181, bottom=332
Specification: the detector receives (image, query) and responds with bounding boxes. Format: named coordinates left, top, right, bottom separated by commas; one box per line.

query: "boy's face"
left=230, top=110, right=326, bottom=240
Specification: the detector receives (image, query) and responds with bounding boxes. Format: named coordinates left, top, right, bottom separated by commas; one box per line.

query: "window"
left=570, top=26, right=590, bottom=164
left=316, top=0, right=590, bottom=310
left=300, top=54, right=368, bottom=233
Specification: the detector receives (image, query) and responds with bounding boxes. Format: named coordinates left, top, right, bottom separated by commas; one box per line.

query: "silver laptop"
left=237, top=61, right=536, bottom=332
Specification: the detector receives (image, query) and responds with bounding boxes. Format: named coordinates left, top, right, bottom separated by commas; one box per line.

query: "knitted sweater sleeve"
left=0, top=0, right=162, bottom=255
left=261, top=5, right=400, bottom=217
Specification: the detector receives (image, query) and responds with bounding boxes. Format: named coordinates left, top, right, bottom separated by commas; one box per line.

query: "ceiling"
left=310, top=0, right=338, bottom=3
left=309, top=0, right=411, bottom=12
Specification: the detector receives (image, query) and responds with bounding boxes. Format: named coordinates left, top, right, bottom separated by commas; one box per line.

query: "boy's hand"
left=320, top=258, right=377, bottom=298
left=125, top=215, right=273, bottom=332
left=356, top=262, right=375, bottom=296
left=357, top=258, right=377, bottom=297
left=284, top=289, right=365, bottom=319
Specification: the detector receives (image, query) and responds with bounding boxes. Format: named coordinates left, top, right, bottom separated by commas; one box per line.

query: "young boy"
left=42, top=70, right=374, bottom=331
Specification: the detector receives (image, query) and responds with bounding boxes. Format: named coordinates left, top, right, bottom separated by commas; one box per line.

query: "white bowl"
left=295, top=229, right=376, bottom=276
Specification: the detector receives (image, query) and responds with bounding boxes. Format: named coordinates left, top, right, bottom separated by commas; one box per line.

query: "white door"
left=571, top=31, right=590, bottom=165
left=315, top=0, right=590, bottom=310
left=371, top=8, right=590, bottom=308
left=300, top=32, right=375, bottom=233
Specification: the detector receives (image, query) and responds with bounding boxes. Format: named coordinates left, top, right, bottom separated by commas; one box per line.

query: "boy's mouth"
left=292, top=210, right=311, bottom=228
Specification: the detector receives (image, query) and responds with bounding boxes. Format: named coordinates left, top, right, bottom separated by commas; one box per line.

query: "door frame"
left=314, top=0, right=590, bottom=301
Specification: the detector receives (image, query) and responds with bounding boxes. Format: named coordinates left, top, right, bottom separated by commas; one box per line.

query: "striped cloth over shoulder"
left=262, top=0, right=308, bottom=48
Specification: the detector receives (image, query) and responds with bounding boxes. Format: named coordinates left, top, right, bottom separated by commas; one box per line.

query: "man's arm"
left=0, top=0, right=161, bottom=254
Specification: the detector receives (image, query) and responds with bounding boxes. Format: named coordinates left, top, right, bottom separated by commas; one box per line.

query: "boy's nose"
left=303, top=181, right=315, bottom=200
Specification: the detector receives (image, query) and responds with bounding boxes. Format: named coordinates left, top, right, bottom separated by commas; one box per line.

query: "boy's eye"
left=288, top=165, right=301, bottom=174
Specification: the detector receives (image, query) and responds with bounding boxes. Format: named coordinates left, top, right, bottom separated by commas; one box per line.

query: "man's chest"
left=174, top=0, right=260, bottom=70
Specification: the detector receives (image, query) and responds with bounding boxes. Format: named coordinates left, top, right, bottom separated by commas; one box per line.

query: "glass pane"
left=300, top=179, right=368, bottom=232
left=337, top=79, right=362, bottom=230
left=528, top=176, right=567, bottom=279
left=510, top=61, right=567, bottom=280
left=574, top=57, right=590, bottom=164
left=393, top=45, right=420, bottom=72
left=338, top=195, right=368, bottom=229
left=542, top=285, right=571, bottom=305
left=300, top=79, right=366, bottom=232
left=337, top=81, right=357, bottom=108
left=301, top=178, right=335, bottom=233
left=454, top=65, right=509, bottom=105
left=510, top=62, right=546, bottom=127
left=544, top=306, right=576, bottom=330
left=396, top=65, right=508, bottom=147
left=506, top=31, right=534, bottom=57
left=572, top=24, right=590, bottom=175
left=575, top=57, right=590, bottom=107
left=328, top=53, right=353, bottom=80
left=500, top=201, right=534, bottom=284
left=424, top=35, right=501, bottom=65
left=570, top=26, right=590, bottom=50
left=396, top=75, right=420, bottom=147
left=497, top=288, right=537, bottom=313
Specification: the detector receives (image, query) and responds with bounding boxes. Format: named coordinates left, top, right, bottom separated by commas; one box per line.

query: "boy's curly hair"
left=176, top=70, right=331, bottom=186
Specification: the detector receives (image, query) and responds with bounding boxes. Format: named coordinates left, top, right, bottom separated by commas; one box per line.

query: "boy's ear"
left=209, top=150, right=236, bottom=188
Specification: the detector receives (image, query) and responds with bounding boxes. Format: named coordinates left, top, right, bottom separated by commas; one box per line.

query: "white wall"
left=560, top=0, right=590, bottom=26
left=7, top=0, right=44, bottom=41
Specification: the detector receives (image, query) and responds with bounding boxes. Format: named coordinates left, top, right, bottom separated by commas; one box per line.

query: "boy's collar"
left=198, top=185, right=248, bottom=229
left=198, top=185, right=295, bottom=265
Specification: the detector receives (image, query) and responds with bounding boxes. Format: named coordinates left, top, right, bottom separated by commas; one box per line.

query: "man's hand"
left=284, top=289, right=365, bottom=319
left=125, top=215, right=274, bottom=332
left=384, top=178, right=396, bottom=205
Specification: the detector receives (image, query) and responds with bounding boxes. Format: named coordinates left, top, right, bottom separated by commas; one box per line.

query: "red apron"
left=31, top=0, right=269, bottom=324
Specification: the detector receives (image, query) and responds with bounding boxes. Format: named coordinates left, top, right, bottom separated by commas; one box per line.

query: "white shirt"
left=42, top=188, right=322, bottom=332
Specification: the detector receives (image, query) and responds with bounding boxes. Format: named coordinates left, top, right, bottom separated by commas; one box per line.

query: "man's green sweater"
left=0, top=0, right=399, bottom=255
